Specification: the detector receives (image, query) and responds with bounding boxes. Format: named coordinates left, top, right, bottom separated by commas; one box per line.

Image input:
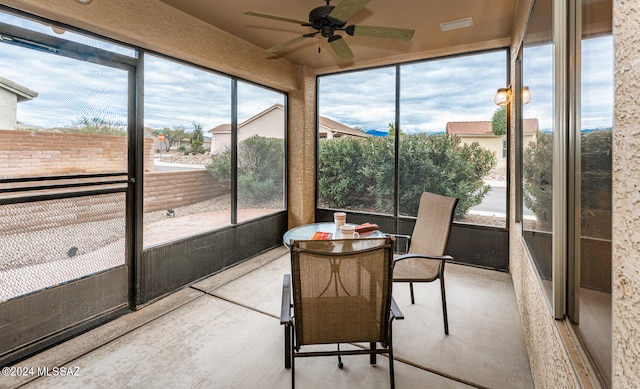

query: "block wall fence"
left=0, top=130, right=226, bottom=234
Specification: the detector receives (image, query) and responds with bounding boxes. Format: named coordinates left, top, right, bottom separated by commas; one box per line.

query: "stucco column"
left=287, top=65, right=317, bottom=228
left=612, top=0, right=640, bottom=387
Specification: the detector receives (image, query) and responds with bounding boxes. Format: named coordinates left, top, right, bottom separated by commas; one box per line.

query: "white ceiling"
left=157, top=0, right=518, bottom=71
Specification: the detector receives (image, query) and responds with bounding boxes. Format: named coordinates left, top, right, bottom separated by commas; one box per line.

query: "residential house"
left=209, top=103, right=368, bottom=153
left=0, top=76, right=37, bottom=130
left=446, top=118, right=538, bottom=168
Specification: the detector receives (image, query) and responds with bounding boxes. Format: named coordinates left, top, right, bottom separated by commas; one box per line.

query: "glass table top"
left=283, top=222, right=385, bottom=247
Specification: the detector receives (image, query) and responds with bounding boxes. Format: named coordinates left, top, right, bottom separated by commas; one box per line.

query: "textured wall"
left=0, top=129, right=154, bottom=177
left=143, top=170, right=227, bottom=213
left=509, top=0, right=640, bottom=387
left=507, top=0, right=580, bottom=387
left=287, top=66, right=318, bottom=227
left=0, top=88, right=18, bottom=130
left=612, top=0, right=640, bottom=386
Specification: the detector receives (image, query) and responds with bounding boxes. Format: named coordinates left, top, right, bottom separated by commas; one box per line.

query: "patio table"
left=283, top=222, right=385, bottom=248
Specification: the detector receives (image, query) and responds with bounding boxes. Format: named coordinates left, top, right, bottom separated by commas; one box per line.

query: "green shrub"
left=318, top=134, right=497, bottom=216
left=317, top=137, right=377, bottom=209
left=206, top=135, right=284, bottom=203
left=581, top=129, right=612, bottom=210
left=523, top=129, right=612, bottom=222
left=398, top=134, right=496, bottom=216
left=523, top=131, right=553, bottom=222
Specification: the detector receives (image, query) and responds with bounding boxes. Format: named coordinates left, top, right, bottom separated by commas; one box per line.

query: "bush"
left=206, top=135, right=284, bottom=203
left=318, top=134, right=496, bottom=216
left=581, top=129, right=612, bottom=210
left=398, top=134, right=496, bottom=216
left=523, top=131, right=553, bottom=222
left=523, top=129, right=612, bottom=222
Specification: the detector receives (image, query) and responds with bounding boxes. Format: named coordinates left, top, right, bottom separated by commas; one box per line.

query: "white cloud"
left=320, top=50, right=508, bottom=133
left=0, top=11, right=612, bottom=135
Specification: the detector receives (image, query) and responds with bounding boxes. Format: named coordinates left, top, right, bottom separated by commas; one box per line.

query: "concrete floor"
left=3, top=246, right=533, bottom=389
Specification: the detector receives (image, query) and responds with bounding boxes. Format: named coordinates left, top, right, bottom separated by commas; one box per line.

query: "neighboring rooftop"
left=0, top=76, right=38, bottom=102
left=446, top=118, right=539, bottom=136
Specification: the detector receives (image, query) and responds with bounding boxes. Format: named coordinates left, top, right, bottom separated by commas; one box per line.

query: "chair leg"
left=388, top=327, right=395, bottom=389
left=370, top=342, right=377, bottom=364
left=284, top=324, right=292, bottom=368
left=409, top=282, right=415, bottom=304
left=440, top=275, right=449, bottom=335
left=291, top=351, right=295, bottom=389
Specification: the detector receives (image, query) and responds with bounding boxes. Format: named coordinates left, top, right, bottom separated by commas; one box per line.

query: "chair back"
left=290, top=237, right=394, bottom=347
left=409, top=192, right=458, bottom=256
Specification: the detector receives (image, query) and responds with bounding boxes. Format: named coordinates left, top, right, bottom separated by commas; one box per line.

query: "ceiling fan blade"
left=329, top=0, right=372, bottom=23
left=346, top=25, right=415, bottom=41
left=267, top=35, right=310, bottom=53
left=244, top=11, right=309, bottom=26
left=328, top=35, right=354, bottom=61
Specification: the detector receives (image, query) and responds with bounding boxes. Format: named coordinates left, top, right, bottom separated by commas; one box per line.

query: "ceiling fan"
left=245, top=0, right=415, bottom=61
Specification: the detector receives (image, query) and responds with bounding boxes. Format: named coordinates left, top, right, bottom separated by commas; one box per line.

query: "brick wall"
left=143, top=170, right=228, bottom=213
left=0, top=129, right=154, bottom=177
left=0, top=130, right=227, bottom=234
left=1, top=170, right=227, bottom=235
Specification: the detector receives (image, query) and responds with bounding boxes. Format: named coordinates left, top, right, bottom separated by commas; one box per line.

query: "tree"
left=186, top=122, right=206, bottom=154
left=491, top=106, right=507, bottom=136
left=156, top=126, right=186, bottom=152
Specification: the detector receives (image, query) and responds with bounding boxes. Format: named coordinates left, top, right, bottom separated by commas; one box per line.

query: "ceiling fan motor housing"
left=309, top=5, right=345, bottom=37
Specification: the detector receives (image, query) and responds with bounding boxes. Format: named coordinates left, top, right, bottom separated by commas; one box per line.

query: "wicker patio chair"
left=390, top=191, right=458, bottom=335
left=281, top=237, right=404, bottom=389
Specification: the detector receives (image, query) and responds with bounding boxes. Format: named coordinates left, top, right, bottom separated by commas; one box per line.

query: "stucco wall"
left=612, top=0, right=640, bottom=386
left=0, top=88, right=17, bottom=130
left=509, top=0, right=640, bottom=387
left=210, top=106, right=285, bottom=153
left=507, top=0, right=581, bottom=387
left=458, top=135, right=507, bottom=168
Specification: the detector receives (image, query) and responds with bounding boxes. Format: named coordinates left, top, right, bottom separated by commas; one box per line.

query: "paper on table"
left=311, top=231, right=333, bottom=240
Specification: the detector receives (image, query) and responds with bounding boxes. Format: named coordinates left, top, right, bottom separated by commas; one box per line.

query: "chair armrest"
left=390, top=297, right=404, bottom=320
left=393, top=253, right=453, bottom=264
left=280, top=274, right=292, bottom=325
left=384, top=233, right=411, bottom=254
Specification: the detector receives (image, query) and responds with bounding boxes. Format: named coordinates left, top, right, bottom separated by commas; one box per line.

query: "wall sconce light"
left=75, top=0, right=93, bottom=4
left=494, top=85, right=532, bottom=106
left=522, top=86, right=531, bottom=105
left=494, top=87, right=511, bottom=106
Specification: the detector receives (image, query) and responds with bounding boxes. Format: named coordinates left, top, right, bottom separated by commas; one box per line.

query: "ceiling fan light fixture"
left=440, top=17, right=473, bottom=32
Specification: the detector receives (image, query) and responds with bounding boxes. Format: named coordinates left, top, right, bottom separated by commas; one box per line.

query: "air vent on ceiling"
left=440, top=17, right=473, bottom=32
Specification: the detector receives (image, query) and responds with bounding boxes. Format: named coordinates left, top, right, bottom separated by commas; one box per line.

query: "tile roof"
left=209, top=103, right=368, bottom=137
left=446, top=119, right=539, bottom=136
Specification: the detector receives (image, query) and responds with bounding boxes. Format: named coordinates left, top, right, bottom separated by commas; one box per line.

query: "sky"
left=0, top=12, right=284, bottom=133
left=319, top=50, right=508, bottom=134
left=0, top=11, right=613, bottom=135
